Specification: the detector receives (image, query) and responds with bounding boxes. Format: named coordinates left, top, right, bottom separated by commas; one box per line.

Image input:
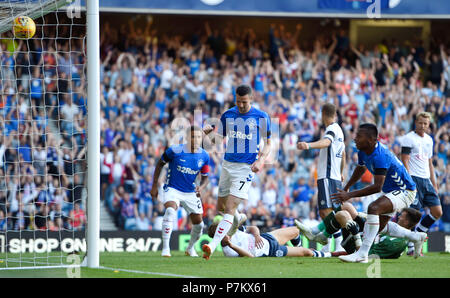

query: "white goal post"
left=0, top=0, right=100, bottom=270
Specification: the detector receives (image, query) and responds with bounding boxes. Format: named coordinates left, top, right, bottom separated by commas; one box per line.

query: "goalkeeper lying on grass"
left=295, top=202, right=426, bottom=259
left=207, top=221, right=330, bottom=258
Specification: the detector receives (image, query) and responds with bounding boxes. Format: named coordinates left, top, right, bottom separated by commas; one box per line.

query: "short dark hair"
left=359, top=123, right=378, bottom=140
left=401, top=208, right=422, bottom=228
left=236, top=84, right=252, bottom=97
left=322, top=103, right=337, bottom=118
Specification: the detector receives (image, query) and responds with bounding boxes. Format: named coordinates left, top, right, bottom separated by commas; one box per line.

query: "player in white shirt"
left=207, top=222, right=330, bottom=258
left=400, top=112, right=442, bottom=255
left=297, top=103, right=346, bottom=251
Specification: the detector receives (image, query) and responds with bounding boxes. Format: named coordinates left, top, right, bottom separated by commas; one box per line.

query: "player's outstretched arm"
left=196, top=175, right=209, bottom=198
left=333, top=173, right=385, bottom=204
left=150, top=158, right=166, bottom=200
left=343, top=165, right=366, bottom=191
left=251, top=138, right=271, bottom=173
left=203, top=124, right=224, bottom=145
left=297, top=138, right=331, bottom=150
left=246, top=226, right=264, bottom=249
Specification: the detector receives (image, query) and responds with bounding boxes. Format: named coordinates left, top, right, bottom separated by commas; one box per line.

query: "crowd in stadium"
left=0, top=17, right=449, bottom=233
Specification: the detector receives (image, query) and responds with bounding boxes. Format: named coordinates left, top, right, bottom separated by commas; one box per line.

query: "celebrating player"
left=296, top=103, right=346, bottom=251
left=296, top=203, right=426, bottom=259
left=202, top=84, right=272, bottom=260
left=330, top=123, right=426, bottom=263
left=207, top=222, right=329, bottom=258
left=150, top=126, right=210, bottom=257
left=400, top=112, right=442, bottom=255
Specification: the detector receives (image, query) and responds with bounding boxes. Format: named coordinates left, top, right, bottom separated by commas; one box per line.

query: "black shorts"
left=410, top=176, right=440, bottom=210
left=317, top=178, right=342, bottom=210
left=100, top=174, right=109, bottom=184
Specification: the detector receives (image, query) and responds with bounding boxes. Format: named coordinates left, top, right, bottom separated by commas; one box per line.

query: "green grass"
left=0, top=251, right=449, bottom=278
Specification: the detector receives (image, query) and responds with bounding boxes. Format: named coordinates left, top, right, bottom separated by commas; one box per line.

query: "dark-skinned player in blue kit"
left=331, top=123, right=427, bottom=263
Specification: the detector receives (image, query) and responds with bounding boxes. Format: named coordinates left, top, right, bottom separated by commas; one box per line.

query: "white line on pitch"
left=99, top=266, right=201, bottom=278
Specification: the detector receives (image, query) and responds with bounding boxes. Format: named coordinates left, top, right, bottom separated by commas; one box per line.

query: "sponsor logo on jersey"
left=229, top=131, right=253, bottom=140
left=176, top=165, right=199, bottom=175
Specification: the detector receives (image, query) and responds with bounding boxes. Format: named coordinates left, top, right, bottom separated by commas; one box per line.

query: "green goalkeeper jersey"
left=368, top=235, right=408, bottom=259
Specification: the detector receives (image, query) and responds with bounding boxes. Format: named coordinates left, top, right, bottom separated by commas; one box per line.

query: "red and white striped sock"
left=209, top=213, right=234, bottom=252
left=162, top=207, right=176, bottom=251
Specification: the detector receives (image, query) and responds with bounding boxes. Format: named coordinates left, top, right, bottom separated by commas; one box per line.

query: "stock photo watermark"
left=66, top=253, right=81, bottom=278
left=66, top=0, right=81, bottom=19
left=366, top=0, right=381, bottom=19
left=366, top=254, right=381, bottom=278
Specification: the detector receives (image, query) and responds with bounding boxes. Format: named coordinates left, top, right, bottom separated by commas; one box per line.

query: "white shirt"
left=401, top=131, right=433, bottom=179
left=317, top=122, right=345, bottom=181
left=61, top=104, right=79, bottom=122
left=100, top=152, right=113, bottom=174
left=262, top=189, right=277, bottom=208
left=222, top=229, right=270, bottom=257
left=160, top=69, right=174, bottom=89
left=282, top=133, right=298, bottom=153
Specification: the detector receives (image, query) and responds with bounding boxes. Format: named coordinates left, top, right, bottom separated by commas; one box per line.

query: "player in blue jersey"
left=331, top=123, right=426, bottom=263
left=150, top=126, right=210, bottom=257
left=202, top=84, right=272, bottom=260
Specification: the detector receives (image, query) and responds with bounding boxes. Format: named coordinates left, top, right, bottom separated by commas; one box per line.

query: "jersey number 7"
left=239, top=181, right=246, bottom=190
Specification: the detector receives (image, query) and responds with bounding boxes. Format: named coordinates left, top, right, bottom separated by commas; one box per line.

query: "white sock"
left=162, top=207, right=176, bottom=251
left=320, top=240, right=330, bottom=252
left=227, top=210, right=242, bottom=236
left=386, top=221, right=421, bottom=242
left=334, top=235, right=343, bottom=249
left=209, top=213, right=234, bottom=252
left=358, top=214, right=379, bottom=256
left=187, top=221, right=204, bottom=250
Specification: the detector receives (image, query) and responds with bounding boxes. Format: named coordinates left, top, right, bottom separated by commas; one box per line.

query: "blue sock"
left=312, top=249, right=330, bottom=258
left=416, top=214, right=437, bottom=233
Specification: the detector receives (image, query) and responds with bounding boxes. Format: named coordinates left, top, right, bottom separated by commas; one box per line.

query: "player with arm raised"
left=400, top=112, right=442, bottom=255
left=201, top=84, right=272, bottom=260
left=296, top=103, right=346, bottom=251
left=331, top=123, right=426, bottom=263
left=150, top=126, right=210, bottom=257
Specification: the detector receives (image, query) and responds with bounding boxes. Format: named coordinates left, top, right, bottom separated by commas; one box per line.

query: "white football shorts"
left=218, top=160, right=255, bottom=200
left=382, top=189, right=417, bottom=217
left=163, top=187, right=203, bottom=215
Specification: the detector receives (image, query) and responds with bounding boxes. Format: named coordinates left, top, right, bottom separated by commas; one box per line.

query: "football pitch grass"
left=0, top=251, right=449, bottom=278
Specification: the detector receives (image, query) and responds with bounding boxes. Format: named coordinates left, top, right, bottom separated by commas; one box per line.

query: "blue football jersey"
left=161, top=144, right=210, bottom=193
left=358, top=142, right=416, bottom=193
left=220, top=106, right=271, bottom=165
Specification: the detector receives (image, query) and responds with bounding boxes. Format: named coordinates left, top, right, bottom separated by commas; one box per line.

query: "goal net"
left=0, top=0, right=93, bottom=270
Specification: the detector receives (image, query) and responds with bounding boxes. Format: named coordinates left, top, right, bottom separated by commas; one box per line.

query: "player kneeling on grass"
left=151, top=126, right=210, bottom=257
left=207, top=223, right=329, bottom=258
left=296, top=202, right=426, bottom=259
